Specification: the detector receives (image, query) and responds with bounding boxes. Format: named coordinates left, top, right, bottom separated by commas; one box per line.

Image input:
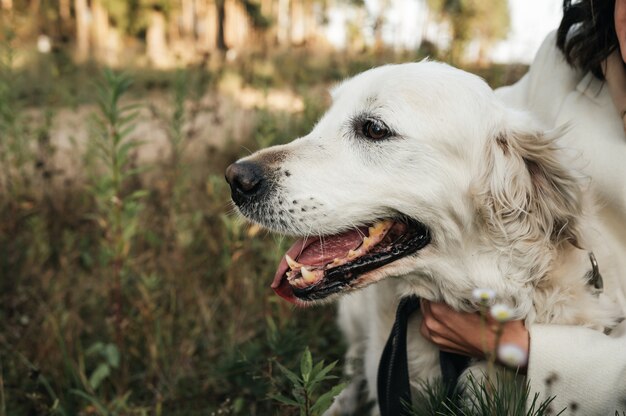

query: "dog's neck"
left=545, top=244, right=597, bottom=292
left=530, top=243, right=617, bottom=329
left=397, top=242, right=619, bottom=330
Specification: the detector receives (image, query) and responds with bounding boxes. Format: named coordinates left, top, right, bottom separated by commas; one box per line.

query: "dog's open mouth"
left=272, top=218, right=430, bottom=304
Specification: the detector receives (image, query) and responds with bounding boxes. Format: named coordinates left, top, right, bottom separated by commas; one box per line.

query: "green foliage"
left=271, top=348, right=346, bottom=416
left=409, top=371, right=564, bottom=416
left=89, top=69, right=145, bottom=264
left=241, top=0, right=272, bottom=29
left=83, top=69, right=147, bottom=405
left=85, top=342, right=120, bottom=390
left=426, top=0, right=510, bottom=62
left=0, top=26, right=32, bottom=197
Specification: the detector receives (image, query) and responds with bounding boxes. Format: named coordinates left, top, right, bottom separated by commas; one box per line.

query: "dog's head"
left=226, top=62, right=583, bottom=310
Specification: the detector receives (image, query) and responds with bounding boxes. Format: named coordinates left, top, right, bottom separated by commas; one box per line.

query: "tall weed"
left=0, top=27, right=30, bottom=198
left=271, top=348, right=346, bottom=416
left=86, top=69, right=145, bottom=395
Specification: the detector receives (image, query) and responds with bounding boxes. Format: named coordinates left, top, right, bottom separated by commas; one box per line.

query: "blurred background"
left=0, top=1, right=560, bottom=415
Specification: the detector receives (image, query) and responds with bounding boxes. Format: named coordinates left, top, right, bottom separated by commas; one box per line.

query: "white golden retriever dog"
left=225, top=62, right=622, bottom=414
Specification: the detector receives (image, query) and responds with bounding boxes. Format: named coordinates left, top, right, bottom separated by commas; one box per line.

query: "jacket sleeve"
left=494, top=32, right=554, bottom=111
left=495, top=32, right=626, bottom=414
left=495, top=31, right=580, bottom=127
left=526, top=322, right=626, bottom=415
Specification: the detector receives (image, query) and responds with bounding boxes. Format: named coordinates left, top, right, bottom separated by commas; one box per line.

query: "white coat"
left=497, top=31, right=626, bottom=415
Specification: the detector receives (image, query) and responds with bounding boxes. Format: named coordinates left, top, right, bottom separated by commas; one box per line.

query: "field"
left=0, top=39, right=527, bottom=415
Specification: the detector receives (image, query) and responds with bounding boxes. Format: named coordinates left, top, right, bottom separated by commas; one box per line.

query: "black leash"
left=377, top=295, right=470, bottom=416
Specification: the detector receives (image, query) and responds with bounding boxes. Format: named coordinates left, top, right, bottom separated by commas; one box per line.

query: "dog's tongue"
left=272, top=228, right=366, bottom=304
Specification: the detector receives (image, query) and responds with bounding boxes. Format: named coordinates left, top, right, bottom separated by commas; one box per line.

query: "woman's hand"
left=419, top=299, right=530, bottom=368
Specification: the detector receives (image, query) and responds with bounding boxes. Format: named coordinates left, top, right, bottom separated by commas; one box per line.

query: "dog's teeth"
left=301, top=267, right=322, bottom=284
left=285, top=254, right=302, bottom=270
left=290, top=278, right=306, bottom=288
left=368, top=220, right=392, bottom=237
left=368, top=224, right=383, bottom=237
left=347, top=249, right=358, bottom=258
left=362, top=236, right=373, bottom=249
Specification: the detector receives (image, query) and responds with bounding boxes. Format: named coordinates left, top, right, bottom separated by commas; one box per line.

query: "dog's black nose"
left=225, top=161, right=264, bottom=200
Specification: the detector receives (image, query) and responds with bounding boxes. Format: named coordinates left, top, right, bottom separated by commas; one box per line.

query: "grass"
left=408, top=372, right=562, bottom=416
left=270, top=347, right=346, bottom=416
left=0, top=36, right=529, bottom=414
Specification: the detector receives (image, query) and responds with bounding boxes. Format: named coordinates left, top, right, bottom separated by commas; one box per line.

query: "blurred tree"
left=425, top=0, right=510, bottom=64
left=216, top=0, right=228, bottom=50
left=59, top=0, right=70, bottom=21
left=102, top=0, right=142, bottom=35
left=4, top=0, right=329, bottom=64
left=276, top=0, right=289, bottom=44
left=147, top=5, right=170, bottom=66
left=227, top=0, right=272, bottom=50
left=75, top=0, right=90, bottom=61
left=471, top=0, right=509, bottom=64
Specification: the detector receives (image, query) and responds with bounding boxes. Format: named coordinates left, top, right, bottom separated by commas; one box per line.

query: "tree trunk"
left=276, top=0, right=290, bottom=45
left=372, top=0, right=389, bottom=52
left=260, top=0, right=274, bottom=50
left=92, top=0, right=109, bottom=62
left=304, top=2, right=316, bottom=44
left=147, top=8, right=170, bottom=67
left=477, top=39, right=491, bottom=67
left=75, top=0, right=90, bottom=62
left=290, top=0, right=304, bottom=45
left=181, top=0, right=197, bottom=38
left=216, top=0, right=227, bottom=51
left=200, top=0, right=216, bottom=50
left=29, top=0, right=40, bottom=14
left=59, top=0, right=70, bottom=21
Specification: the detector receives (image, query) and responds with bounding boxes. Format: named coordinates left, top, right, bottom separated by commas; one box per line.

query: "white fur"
left=233, top=62, right=624, bottom=415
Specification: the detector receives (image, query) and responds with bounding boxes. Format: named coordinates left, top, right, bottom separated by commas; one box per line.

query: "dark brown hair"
left=557, top=0, right=618, bottom=79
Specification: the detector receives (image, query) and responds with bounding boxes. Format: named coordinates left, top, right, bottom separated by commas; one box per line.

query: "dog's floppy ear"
left=476, top=118, right=583, bottom=250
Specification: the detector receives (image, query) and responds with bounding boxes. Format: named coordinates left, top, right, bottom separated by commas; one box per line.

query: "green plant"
left=88, top=69, right=146, bottom=388
left=270, top=347, right=346, bottom=416
left=167, top=69, right=189, bottom=210
left=409, top=371, right=563, bottom=416
left=0, top=26, right=32, bottom=199
left=84, top=342, right=121, bottom=391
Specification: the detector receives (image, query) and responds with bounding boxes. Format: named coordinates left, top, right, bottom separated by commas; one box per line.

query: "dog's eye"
left=362, top=120, right=389, bottom=140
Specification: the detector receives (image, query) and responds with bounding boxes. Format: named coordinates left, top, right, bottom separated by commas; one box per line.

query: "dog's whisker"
left=223, top=200, right=238, bottom=211
left=348, top=220, right=366, bottom=239
left=224, top=205, right=240, bottom=216
left=239, top=145, right=254, bottom=155
left=298, top=225, right=313, bottom=259
left=319, top=233, right=326, bottom=260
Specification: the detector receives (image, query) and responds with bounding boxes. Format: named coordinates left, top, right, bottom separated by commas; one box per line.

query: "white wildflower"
left=472, top=288, right=495, bottom=304
left=37, top=35, right=52, bottom=54
left=497, top=343, right=528, bottom=367
left=490, top=303, right=514, bottom=322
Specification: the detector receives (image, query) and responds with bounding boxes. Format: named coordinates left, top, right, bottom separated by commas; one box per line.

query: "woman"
left=419, top=1, right=626, bottom=414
